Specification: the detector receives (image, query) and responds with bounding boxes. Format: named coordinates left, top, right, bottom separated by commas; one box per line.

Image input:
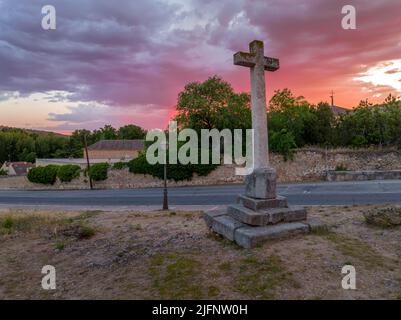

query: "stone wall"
left=87, top=149, right=139, bottom=160
left=327, top=170, right=401, bottom=182
left=1, top=147, right=400, bottom=190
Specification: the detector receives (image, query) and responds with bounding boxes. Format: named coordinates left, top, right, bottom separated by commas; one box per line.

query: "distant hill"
left=0, top=126, right=67, bottom=137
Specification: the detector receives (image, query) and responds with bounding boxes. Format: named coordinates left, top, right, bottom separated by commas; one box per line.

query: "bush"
left=27, top=165, right=58, bottom=185
left=57, top=165, right=81, bottom=182
left=88, top=163, right=109, bottom=181
left=112, top=162, right=128, bottom=170
left=0, top=168, right=7, bottom=176
left=128, top=153, right=217, bottom=181
left=269, top=129, right=297, bottom=161
left=78, top=223, right=96, bottom=239
left=335, top=164, right=348, bottom=171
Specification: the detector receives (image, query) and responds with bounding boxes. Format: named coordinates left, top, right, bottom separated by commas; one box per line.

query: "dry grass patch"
left=1, top=205, right=401, bottom=299
left=317, top=231, right=388, bottom=269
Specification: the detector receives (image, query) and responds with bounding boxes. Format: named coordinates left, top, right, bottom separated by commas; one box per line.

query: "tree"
left=175, top=75, right=251, bottom=131
left=268, top=89, right=317, bottom=147
left=269, top=88, right=309, bottom=112
left=69, top=129, right=92, bottom=157
left=269, top=129, right=297, bottom=161
left=310, top=102, right=336, bottom=146
left=118, top=124, right=146, bottom=139
left=98, top=125, right=118, bottom=140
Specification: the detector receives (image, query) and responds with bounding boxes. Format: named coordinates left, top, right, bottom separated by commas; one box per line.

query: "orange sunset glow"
left=1, top=0, right=401, bottom=132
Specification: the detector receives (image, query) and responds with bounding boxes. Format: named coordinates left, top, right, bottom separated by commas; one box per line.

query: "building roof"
left=87, top=139, right=145, bottom=151
left=2, top=162, right=34, bottom=175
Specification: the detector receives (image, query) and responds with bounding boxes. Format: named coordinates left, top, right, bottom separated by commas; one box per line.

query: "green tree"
left=269, top=129, right=297, bottom=161
left=175, top=75, right=251, bottom=131
left=99, top=125, right=118, bottom=140
left=118, top=124, right=146, bottom=139
left=268, top=89, right=317, bottom=147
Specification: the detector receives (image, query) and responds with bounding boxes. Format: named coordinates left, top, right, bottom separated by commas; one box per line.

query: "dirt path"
left=0, top=205, right=400, bottom=299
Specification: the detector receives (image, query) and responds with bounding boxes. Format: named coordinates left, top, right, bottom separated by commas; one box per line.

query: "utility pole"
left=162, top=139, right=169, bottom=210
left=83, top=134, right=93, bottom=190
left=330, top=90, right=335, bottom=107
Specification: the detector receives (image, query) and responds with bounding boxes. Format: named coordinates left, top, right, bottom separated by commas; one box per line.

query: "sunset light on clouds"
left=0, top=0, right=401, bottom=133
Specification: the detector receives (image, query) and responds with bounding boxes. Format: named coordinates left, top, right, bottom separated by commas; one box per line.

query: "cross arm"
left=264, top=57, right=279, bottom=71
left=233, top=51, right=256, bottom=67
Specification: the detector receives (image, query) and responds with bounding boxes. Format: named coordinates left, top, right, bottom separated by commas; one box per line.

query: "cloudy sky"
left=0, top=0, right=400, bottom=133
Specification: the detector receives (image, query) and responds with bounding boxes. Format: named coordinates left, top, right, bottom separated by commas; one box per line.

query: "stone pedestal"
left=204, top=168, right=325, bottom=248
left=245, top=168, right=277, bottom=199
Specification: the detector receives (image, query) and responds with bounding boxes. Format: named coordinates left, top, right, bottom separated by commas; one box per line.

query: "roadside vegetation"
left=27, top=164, right=81, bottom=184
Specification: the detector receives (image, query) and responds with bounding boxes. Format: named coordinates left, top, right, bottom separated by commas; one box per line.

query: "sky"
left=0, top=0, right=400, bottom=133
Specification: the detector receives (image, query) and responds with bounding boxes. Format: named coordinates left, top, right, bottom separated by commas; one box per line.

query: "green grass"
left=78, top=223, right=96, bottom=239
left=55, top=239, right=69, bottom=250
left=231, top=254, right=298, bottom=299
left=149, top=253, right=205, bottom=299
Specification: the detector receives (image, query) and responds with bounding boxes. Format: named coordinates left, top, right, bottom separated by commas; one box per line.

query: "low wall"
left=1, top=147, right=400, bottom=190
left=327, top=170, right=401, bottom=182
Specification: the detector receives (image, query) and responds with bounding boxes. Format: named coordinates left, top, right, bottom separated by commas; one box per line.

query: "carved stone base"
left=204, top=168, right=326, bottom=248
left=205, top=206, right=325, bottom=248
left=245, top=168, right=277, bottom=199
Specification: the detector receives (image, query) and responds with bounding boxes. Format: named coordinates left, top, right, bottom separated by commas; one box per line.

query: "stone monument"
left=204, top=40, right=324, bottom=248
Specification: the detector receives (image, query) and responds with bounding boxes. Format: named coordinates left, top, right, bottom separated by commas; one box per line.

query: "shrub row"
left=27, top=165, right=59, bottom=185
left=27, top=155, right=216, bottom=185
left=28, top=164, right=81, bottom=185
left=88, top=163, right=109, bottom=181
left=57, top=165, right=81, bottom=182
left=128, top=153, right=217, bottom=181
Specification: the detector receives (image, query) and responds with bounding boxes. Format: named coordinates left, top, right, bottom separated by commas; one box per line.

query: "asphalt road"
left=0, top=180, right=401, bottom=207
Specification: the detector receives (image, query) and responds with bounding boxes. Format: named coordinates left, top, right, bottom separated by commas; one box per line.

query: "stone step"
left=234, top=222, right=310, bottom=248
left=204, top=209, right=226, bottom=229
left=267, top=206, right=307, bottom=224
left=237, top=194, right=288, bottom=211
left=227, top=204, right=307, bottom=226
left=210, top=215, right=247, bottom=241
left=204, top=212, right=326, bottom=248
left=227, top=204, right=268, bottom=225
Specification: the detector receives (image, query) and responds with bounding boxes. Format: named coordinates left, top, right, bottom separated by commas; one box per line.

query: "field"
left=0, top=205, right=400, bottom=299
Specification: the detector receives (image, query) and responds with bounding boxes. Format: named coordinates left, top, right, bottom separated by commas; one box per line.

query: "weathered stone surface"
left=204, top=209, right=226, bottom=229
left=228, top=204, right=307, bottom=226
left=234, top=222, right=309, bottom=248
left=227, top=204, right=268, bottom=226
left=327, top=170, right=401, bottom=182
left=363, top=206, right=401, bottom=227
left=266, top=206, right=307, bottom=224
left=234, top=40, right=277, bottom=169
left=237, top=194, right=287, bottom=211
left=245, top=168, right=277, bottom=199
left=211, top=215, right=246, bottom=241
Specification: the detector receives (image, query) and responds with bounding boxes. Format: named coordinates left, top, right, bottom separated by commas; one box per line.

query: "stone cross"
left=234, top=40, right=279, bottom=170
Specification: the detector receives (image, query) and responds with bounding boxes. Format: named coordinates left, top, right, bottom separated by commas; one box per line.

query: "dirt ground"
left=0, top=205, right=400, bottom=300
